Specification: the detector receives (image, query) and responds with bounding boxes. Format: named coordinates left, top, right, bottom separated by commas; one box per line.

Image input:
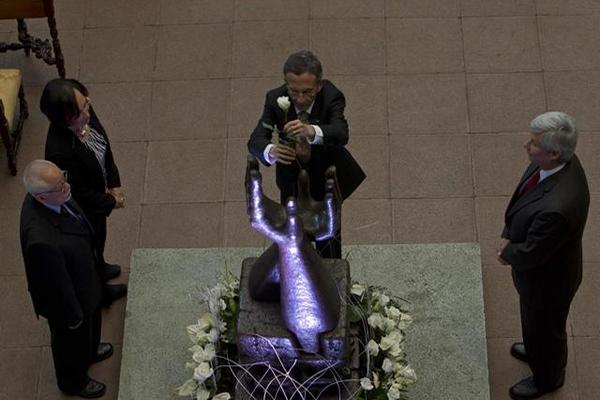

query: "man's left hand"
left=496, top=238, right=510, bottom=265
left=284, top=119, right=315, bottom=140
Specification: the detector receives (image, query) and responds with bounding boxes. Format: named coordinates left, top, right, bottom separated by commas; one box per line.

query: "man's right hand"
left=269, top=144, right=296, bottom=165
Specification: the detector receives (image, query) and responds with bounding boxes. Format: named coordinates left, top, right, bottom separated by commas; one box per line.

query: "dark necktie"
left=296, top=111, right=311, bottom=163
left=61, top=203, right=83, bottom=223
left=298, top=111, right=310, bottom=123
left=519, top=169, right=540, bottom=197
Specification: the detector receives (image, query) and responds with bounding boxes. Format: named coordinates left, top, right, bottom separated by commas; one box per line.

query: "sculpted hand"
left=269, top=144, right=296, bottom=165
left=245, top=156, right=287, bottom=241
left=284, top=119, right=315, bottom=139
left=296, top=167, right=341, bottom=241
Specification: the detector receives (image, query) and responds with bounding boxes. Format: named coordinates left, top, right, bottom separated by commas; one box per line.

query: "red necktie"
left=519, top=169, right=540, bottom=197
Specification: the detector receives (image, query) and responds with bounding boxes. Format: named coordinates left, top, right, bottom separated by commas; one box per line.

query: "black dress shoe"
left=102, top=284, right=127, bottom=308
left=93, top=342, right=113, bottom=363
left=64, top=378, right=106, bottom=398
left=103, top=263, right=121, bottom=281
left=509, top=373, right=565, bottom=400
left=511, top=342, right=528, bottom=363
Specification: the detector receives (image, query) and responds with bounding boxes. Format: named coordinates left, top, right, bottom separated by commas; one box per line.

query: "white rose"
left=350, top=283, right=365, bottom=296
left=380, top=331, right=402, bottom=351
left=367, top=313, right=385, bottom=330
left=396, top=364, right=417, bottom=381
left=387, top=386, right=401, bottom=400
left=193, top=362, right=214, bottom=384
left=385, top=306, right=401, bottom=320
left=196, top=388, right=211, bottom=400
left=398, top=313, right=413, bottom=329
left=382, top=358, right=394, bottom=374
left=176, top=378, right=197, bottom=396
left=360, top=377, right=374, bottom=391
left=212, top=393, right=231, bottom=400
left=387, top=343, right=403, bottom=358
left=382, top=317, right=397, bottom=333
left=192, top=344, right=216, bottom=363
left=277, top=96, right=291, bottom=111
left=367, top=339, right=379, bottom=357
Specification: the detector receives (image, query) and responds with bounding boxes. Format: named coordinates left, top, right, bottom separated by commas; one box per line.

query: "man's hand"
left=269, top=144, right=296, bottom=165
left=296, top=137, right=311, bottom=163
left=109, top=187, right=125, bottom=209
left=496, top=238, right=510, bottom=265
left=284, top=119, right=315, bottom=140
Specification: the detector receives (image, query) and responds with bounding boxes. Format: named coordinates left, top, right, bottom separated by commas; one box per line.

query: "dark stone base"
left=235, top=257, right=355, bottom=399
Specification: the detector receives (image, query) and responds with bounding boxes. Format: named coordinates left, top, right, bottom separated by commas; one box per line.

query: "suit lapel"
left=506, top=168, right=562, bottom=218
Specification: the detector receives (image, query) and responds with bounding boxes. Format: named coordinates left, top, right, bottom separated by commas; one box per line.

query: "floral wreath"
left=177, top=271, right=416, bottom=400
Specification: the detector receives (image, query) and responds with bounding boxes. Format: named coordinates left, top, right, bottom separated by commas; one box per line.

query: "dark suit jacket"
left=45, top=106, right=121, bottom=218
left=20, top=195, right=103, bottom=326
left=501, top=155, right=589, bottom=308
left=248, top=80, right=366, bottom=201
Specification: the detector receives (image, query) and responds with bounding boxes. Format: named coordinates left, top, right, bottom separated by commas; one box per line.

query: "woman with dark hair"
left=41, top=78, right=126, bottom=307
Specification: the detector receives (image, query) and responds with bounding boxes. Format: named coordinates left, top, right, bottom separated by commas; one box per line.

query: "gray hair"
left=529, top=111, right=578, bottom=163
left=22, top=159, right=58, bottom=195
left=283, top=50, right=323, bottom=81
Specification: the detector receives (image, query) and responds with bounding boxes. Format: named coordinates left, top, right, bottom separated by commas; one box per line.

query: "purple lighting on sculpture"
left=245, top=156, right=341, bottom=354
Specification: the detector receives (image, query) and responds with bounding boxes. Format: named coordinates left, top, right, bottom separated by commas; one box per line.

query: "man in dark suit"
left=248, top=50, right=366, bottom=258
left=497, top=112, right=589, bottom=400
left=20, top=160, right=113, bottom=398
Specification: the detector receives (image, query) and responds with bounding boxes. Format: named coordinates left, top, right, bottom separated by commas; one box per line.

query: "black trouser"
left=86, top=213, right=108, bottom=266
left=519, top=299, right=570, bottom=389
left=47, top=308, right=101, bottom=392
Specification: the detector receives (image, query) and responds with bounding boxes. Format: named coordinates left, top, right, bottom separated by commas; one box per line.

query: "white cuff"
left=264, top=144, right=275, bottom=165
left=308, top=125, right=324, bottom=145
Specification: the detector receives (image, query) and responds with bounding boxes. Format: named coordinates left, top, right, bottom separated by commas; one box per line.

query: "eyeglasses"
left=35, top=170, right=69, bottom=195
left=286, top=86, right=318, bottom=98
left=80, top=97, right=91, bottom=115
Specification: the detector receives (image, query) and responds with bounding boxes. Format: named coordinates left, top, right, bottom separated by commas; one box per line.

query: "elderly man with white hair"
left=497, top=112, right=590, bottom=399
left=19, top=160, right=112, bottom=398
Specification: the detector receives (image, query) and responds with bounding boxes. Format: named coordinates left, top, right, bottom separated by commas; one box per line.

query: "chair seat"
left=0, top=69, right=22, bottom=131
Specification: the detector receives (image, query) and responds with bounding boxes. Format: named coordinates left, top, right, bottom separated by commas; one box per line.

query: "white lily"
left=212, top=393, right=231, bottom=400
left=176, top=378, right=197, bottom=396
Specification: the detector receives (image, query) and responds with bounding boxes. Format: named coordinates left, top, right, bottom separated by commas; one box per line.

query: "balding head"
left=23, top=160, right=71, bottom=206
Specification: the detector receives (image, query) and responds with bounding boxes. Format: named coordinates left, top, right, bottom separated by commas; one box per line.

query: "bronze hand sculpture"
left=245, top=155, right=341, bottom=353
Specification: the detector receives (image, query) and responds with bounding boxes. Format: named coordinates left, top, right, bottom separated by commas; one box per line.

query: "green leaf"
left=262, top=121, right=274, bottom=131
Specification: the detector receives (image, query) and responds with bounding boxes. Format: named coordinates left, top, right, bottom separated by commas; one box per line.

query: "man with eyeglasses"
left=248, top=50, right=366, bottom=258
left=20, top=160, right=111, bottom=397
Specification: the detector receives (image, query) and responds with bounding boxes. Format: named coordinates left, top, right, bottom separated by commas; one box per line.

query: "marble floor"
left=0, top=1, right=598, bottom=399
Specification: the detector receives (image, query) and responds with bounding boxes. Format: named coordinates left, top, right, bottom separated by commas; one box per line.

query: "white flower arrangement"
left=178, top=276, right=415, bottom=400
left=176, top=271, right=239, bottom=400
left=349, top=283, right=416, bottom=400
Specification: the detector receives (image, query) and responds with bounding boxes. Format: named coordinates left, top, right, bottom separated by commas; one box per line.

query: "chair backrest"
left=0, top=0, right=54, bottom=20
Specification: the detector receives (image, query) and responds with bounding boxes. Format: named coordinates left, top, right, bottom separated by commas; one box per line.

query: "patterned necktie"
left=519, top=169, right=540, bottom=197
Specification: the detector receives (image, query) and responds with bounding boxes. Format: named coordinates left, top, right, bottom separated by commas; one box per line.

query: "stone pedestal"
left=235, top=257, right=353, bottom=399
left=118, top=244, right=489, bottom=400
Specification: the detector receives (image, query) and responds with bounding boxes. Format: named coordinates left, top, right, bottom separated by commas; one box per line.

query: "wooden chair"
left=0, top=69, right=28, bottom=175
left=0, top=0, right=65, bottom=78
